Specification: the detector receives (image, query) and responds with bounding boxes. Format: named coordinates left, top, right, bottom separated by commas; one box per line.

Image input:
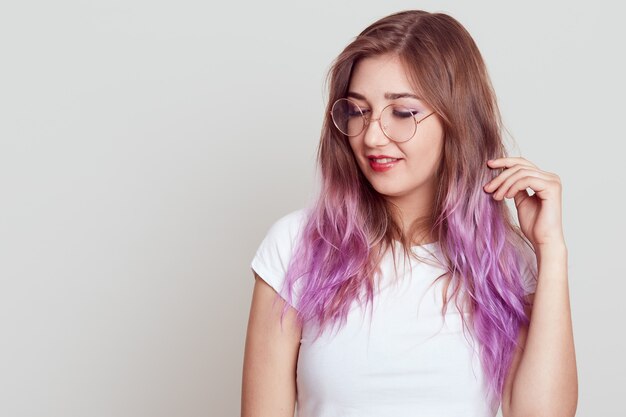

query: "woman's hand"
left=483, top=157, right=566, bottom=250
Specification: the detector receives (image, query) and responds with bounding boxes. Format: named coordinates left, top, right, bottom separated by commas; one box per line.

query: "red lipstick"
left=367, top=155, right=403, bottom=172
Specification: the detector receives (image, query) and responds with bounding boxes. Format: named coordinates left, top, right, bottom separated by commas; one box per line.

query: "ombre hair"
left=274, top=10, right=537, bottom=408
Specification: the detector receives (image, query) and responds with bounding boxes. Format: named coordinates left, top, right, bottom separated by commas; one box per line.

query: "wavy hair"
left=274, top=9, right=537, bottom=408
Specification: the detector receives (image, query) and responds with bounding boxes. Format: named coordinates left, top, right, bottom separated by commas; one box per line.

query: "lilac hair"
left=273, top=10, right=538, bottom=409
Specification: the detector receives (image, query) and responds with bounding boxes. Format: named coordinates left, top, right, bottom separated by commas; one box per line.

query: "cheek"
left=347, top=139, right=363, bottom=162
left=347, top=137, right=360, bottom=152
left=405, top=134, right=444, bottom=173
left=421, top=124, right=444, bottom=158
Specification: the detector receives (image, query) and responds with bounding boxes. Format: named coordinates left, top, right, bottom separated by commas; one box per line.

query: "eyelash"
left=358, top=108, right=420, bottom=118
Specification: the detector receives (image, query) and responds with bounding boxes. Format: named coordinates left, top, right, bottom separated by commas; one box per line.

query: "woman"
left=242, top=10, right=577, bottom=417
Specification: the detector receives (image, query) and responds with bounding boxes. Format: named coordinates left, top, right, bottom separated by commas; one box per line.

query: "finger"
left=512, top=187, right=532, bottom=209
left=510, top=175, right=555, bottom=207
left=487, top=157, right=538, bottom=169
left=490, top=169, right=551, bottom=201
left=484, top=164, right=536, bottom=193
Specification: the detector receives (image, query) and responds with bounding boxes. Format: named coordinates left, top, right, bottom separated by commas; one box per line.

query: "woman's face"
left=346, top=53, right=445, bottom=208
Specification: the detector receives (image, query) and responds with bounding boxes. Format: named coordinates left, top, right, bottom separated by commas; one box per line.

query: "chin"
left=371, top=183, right=406, bottom=197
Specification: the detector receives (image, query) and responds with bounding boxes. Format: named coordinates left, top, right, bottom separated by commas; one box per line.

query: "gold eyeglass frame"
left=330, top=97, right=436, bottom=143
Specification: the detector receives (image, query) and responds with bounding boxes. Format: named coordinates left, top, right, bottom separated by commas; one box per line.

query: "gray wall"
left=0, top=0, right=622, bottom=416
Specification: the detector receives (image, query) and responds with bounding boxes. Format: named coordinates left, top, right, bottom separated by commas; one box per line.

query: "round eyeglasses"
left=330, top=98, right=436, bottom=143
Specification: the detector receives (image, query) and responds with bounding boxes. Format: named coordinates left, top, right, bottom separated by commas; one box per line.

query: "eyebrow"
left=346, top=91, right=423, bottom=100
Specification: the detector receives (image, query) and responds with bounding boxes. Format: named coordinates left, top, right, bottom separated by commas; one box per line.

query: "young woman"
left=242, top=10, right=577, bottom=417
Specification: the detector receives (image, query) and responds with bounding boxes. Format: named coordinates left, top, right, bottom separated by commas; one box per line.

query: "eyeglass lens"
left=331, top=98, right=418, bottom=142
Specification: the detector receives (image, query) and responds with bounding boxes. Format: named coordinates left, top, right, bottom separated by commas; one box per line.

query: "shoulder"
left=251, top=207, right=308, bottom=272
left=266, top=208, right=306, bottom=244
left=274, top=207, right=306, bottom=229
left=250, top=208, right=309, bottom=309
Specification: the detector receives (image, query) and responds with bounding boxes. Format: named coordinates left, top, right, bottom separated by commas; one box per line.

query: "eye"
left=344, top=102, right=365, bottom=118
left=347, top=106, right=363, bottom=117
left=360, top=108, right=372, bottom=117
left=391, top=106, right=419, bottom=118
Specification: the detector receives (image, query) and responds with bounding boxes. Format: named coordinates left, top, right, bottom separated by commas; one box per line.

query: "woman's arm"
left=485, top=157, right=578, bottom=416
left=241, top=272, right=302, bottom=417
left=502, top=244, right=578, bottom=417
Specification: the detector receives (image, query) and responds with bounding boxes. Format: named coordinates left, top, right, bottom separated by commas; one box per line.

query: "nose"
left=362, top=115, right=391, bottom=148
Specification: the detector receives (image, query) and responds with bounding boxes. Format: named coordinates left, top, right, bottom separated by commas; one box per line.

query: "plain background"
left=0, top=0, right=624, bottom=416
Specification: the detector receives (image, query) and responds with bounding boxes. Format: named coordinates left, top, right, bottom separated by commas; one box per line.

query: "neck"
left=385, top=181, right=437, bottom=245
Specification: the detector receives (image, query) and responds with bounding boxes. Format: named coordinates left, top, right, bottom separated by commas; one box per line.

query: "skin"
left=241, top=272, right=301, bottom=417
left=242, top=53, right=577, bottom=416
left=348, top=54, right=578, bottom=415
left=346, top=53, right=444, bottom=242
left=485, top=158, right=577, bottom=416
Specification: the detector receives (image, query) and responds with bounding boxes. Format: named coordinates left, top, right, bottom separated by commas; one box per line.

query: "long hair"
left=275, top=10, right=537, bottom=408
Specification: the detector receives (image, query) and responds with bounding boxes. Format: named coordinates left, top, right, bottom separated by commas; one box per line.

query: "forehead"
left=348, top=54, right=416, bottom=97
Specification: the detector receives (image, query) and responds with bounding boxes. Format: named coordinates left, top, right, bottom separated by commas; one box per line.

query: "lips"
left=366, top=154, right=402, bottom=160
left=367, top=156, right=402, bottom=172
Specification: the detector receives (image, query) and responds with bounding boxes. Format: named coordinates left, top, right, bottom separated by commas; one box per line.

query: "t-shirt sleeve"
left=250, top=208, right=306, bottom=311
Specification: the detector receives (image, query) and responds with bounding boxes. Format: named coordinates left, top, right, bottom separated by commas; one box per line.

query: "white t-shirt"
left=250, top=208, right=537, bottom=417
